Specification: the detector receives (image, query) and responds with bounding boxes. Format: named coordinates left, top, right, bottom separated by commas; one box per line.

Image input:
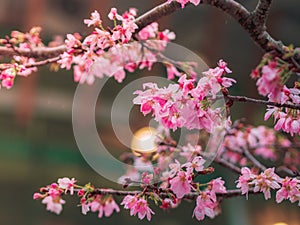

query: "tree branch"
left=135, top=1, right=182, bottom=33
left=242, top=147, right=267, bottom=171
left=225, top=95, right=300, bottom=110
left=0, top=0, right=286, bottom=61
left=91, top=188, right=253, bottom=200
left=0, top=45, right=66, bottom=60
left=24, top=56, right=61, bottom=68
left=252, top=0, right=273, bottom=27
left=199, top=152, right=242, bottom=174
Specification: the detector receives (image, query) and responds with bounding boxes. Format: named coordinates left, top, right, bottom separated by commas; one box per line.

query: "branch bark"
left=253, top=0, right=273, bottom=26
left=225, top=95, right=300, bottom=110
left=242, top=147, right=267, bottom=171
left=91, top=188, right=253, bottom=200
left=0, top=45, right=66, bottom=60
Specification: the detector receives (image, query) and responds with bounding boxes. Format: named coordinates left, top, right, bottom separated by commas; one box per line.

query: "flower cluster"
left=58, top=9, right=176, bottom=84
left=251, top=55, right=300, bottom=136
left=0, top=27, right=44, bottom=89
left=35, top=149, right=229, bottom=222
left=81, top=194, right=120, bottom=218
left=128, top=150, right=227, bottom=221
left=121, top=195, right=154, bottom=221
left=133, top=60, right=235, bottom=132
left=33, top=177, right=76, bottom=214
left=237, top=167, right=300, bottom=205
left=221, top=125, right=277, bottom=165
left=34, top=177, right=121, bottom=218
left=167, top=0, right=201, bottom=8
left=192, top=178, right=227, bottom=221
left=276, top=177, right=300, bottom=205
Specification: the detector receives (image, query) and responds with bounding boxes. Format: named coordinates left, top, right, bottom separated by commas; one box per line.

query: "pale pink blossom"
left=276, top=177, right=300, bottom=204
left=236, top=167, right=256, bottom=197
left=108, top=8, right=123, bottom=21
left=103, top=197, right=120, bottom=217
left=130, top=198, right=155, bottom=221
left=193, top=192, right=216, bottom=221
left=57, top=177, right=76, bottom=195
left=252, top=168, right=282, bottom=200
left=168, top=160, right=182, bottom=177
left=183, top=156, right=205, bottom=173
left=90, top=195, right=120, bottom=218
left=121, top=195, right=154, bottom=221
left=256, top=63, right=282, bottom=97
left=42, top=196, right=65, bottom=215
left=84, top=10, right=102, bottom=27
left=121, top=195, right=138, bottom=210
left=166, top=63, right=181, bottom=80
left=141, top=172, right=154, bottom=185
left=209, top=178, right=227, bottom=202
left=138, top=22, right=158, bottom=40
left=170, top=171, right=192, bottom=198
left=81, top=201, right=90, bottom=215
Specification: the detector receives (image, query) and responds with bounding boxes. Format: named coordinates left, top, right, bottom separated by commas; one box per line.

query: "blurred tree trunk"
left=15, top=0, right=46, bottom=126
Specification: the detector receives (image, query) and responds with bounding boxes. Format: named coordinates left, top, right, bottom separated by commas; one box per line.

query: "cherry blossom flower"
left=131, top=198, right=155, bottom=221
left=193, top=192, right=216, bottom=221
left=42, top=196, right=65, bottom=215
left=252, top=168, right=282, bottom=200
left=121, top=195, right=154, bottom=221
left=209, top=178, right=227, bottom=202
left=89, top=195, right=120, bottom=218
left=168, top=160, right=182, bottom=178
left=138, top=22, right=158, bottom=40
left=121, top=195, right=138, bottom=210
left=84, top=10, right=102, bottom=27
left=265, top=105, right=300, bottom=136
left=103, top=197, right=120, bottom=217
left=108, top=8, right=123, bottom=21
left=81, top=200, right=90, bottom=215
left=256, top=62, right=282, bottom=97
left=166, top=63, right=181, bottom=80
left=183, top=156, right=205, bottom=173
left=170, top=171, right=192, bottom=198
left=141, top=172, right=154, bottom=185
left=276, top=177, right=300, bottom=204
left=236, top=167, right=256, bottom=197
left=57, top=177, right=76, bottom=195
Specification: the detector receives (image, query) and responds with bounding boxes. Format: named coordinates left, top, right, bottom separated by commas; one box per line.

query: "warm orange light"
left=131, top=127, right=158, bottom=156
left=273, top=222, right=288, bottom=225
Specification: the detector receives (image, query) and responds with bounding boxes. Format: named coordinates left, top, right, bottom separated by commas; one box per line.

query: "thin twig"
left=214, top=157, right=242, bottom=174
left=225, top=95, right=300, bottom=110
left=243, top=147, right=267, bottom=171
left=24, top=56, right=61, bottom=68
left=199, top=152, right=242, bottom=174
left=276, top=166, right=299, bottom=177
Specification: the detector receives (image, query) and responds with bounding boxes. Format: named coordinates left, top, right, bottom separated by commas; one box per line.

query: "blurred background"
left=0, top=0, right=300, bottom=225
